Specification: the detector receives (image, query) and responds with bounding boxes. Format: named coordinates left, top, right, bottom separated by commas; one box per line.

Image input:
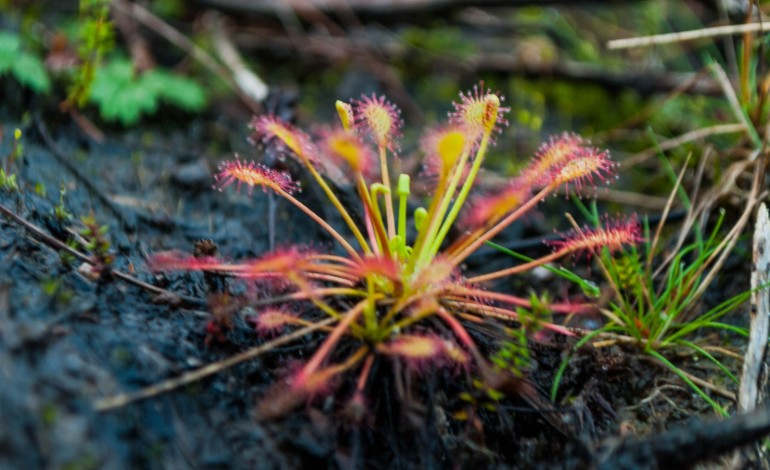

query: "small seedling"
left=53, top=185, right=73, bottom=222
left=0, top=168, right=18, bottom=193
left=76, top=213, right=113, bottom=280
left=0, top=128, right=23, bottom=193
left=152, top=85, right=636, bottom=419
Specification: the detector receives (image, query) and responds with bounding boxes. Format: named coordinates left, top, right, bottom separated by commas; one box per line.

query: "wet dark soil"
left=0, top=85, right=765, bottom=469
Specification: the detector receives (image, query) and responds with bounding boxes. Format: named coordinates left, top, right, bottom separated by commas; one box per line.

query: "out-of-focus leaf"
left=142, top=70, right=206, bottom=111
left=13, top=54, right=51, bottom=93
left=89, top=58, right=207, bottom=125
left=0, top=32, right=21, bottom=72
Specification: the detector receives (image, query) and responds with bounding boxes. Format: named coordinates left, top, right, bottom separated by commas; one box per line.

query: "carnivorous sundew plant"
left=151, top=84, right=638, bottom=419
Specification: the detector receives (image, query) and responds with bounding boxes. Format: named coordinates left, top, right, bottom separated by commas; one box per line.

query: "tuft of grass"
left=551, top=187, right=755, bottom=416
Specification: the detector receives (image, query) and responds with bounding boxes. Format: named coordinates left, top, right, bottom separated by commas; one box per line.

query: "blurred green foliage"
left=65, top=0, right=114, bottom=108
left=90, top=59, right=206, bottom=125
left=0, top=31, right=50, bottom=93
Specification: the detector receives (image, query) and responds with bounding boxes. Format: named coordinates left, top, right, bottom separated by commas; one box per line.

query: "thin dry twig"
left=625, top=384, right=689, bottom=411
left=593, top=188, right=670, bottom=211
left=710, top=62, right=759, bottom=148
left=645, top=356, right=737, bottom=401
left=608, top=22, right=770, bottom=50
left=204, top=12, right=269, bottom=103
left=652, top=148, right=712, bottom=280
left=623, top=123, right=746, bottom=167
left=0, top=202, right=202, bottom=308
left=110, top=0, right=261, bottom=112
left=693, top=154, right=765, bottom=300
left=648, top=154, right=691, bottom=276
left=94, top=317, right=335, bottom=411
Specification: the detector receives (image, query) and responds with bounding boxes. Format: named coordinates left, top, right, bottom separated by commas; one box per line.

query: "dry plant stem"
left=611, top=69, right=712, bottom=136
left=739, top=203, right=770, bottom=413
left=239, top=23, right=722, bottom=96
left=67, top=108, right=105, bottom=143
left=739, top=8, right=755, bottom=107
left=110, top=0, right=260, bottom=113
left=607, top=22, right=770, bottom=50
left=94, top=317, right=336, bottom=411
left=568, top=327, right=660, bottom=347
left=692, top=155, right=765, bottom=300
left=624, top=123, right=745, bottom=167
left=710, top=62, right=760, bottom=148
left=594, top=188, right=670, bottom=211
left=703, top=346, right=744, bottom=361
left=36, top=118, right=131, bottom=228
left=645, top=357, right=737, bottom=401
left=624, top=384, right=689, bottom=411
left=647, top=154, right=691, bottom=276
left=654, top=149, right=711, bottom=278
left=111, top=2, right=155, bottom=72
left=206, top=12, right=268, bottom=102
left=585, top=330, right=737, bottom=400
left=0, top=203, right=201, bottom=307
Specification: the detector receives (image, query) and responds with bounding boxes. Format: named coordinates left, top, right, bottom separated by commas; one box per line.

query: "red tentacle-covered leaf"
left=548, top=215, right=642, bottom=258
left=448, top=82, right=509, bottom=143
left=248, top=114, right=316, bottom=163
left=351, top=93, right=403, bottom=150
left=214, top=155, right=300, bottom=195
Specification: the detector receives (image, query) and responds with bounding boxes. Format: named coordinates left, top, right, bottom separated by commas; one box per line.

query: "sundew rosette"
left=149, top=83, right=636, bottom=420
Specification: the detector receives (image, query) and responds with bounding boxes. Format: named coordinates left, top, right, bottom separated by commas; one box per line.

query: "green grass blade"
left=550, top=328, right=606, bottom=401
left=648, top=349, right=728, bottom=416
left=678, top=339, right=739, bottom=384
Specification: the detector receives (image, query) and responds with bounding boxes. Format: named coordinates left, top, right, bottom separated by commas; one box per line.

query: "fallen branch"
left=599, top=407, right=770, bottom=469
